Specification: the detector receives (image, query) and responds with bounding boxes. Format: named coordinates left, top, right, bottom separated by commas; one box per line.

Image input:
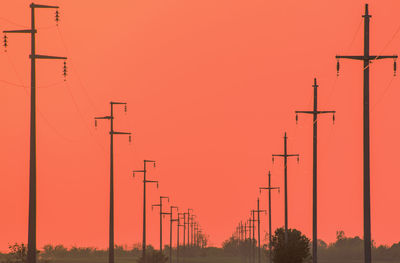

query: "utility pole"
left=336, top=5, right=397, bottom=263
left=177, top=213, right=185, bottom=263
left=253, top=199, right=266, bottom=263
left=166, top=206, right=178, bottom=263
left=272, top=132, right=299, bottom=244
left=250, top=210, right=258, bottom=263
left=133, top=160, right=158, bottom=262
left=190, top=215, right=196, bottom=248
left=260, top=171, right=280, bottom=263
left=152, top=196, right=170, bottom=252
left=187, top=209, right=193, bottom=251
left=3, top=4, right=67, bottom=263
left=295, top=78, right=335, bottom=263
left=183, top=212, right=188, bottom=257
left=95, top=102, right=131, bottom=263
left=194, top=223, right=199, bottom=247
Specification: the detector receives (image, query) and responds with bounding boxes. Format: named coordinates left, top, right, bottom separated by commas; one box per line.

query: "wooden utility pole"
left=152, top=196, right=170, bottom=252
left=133, top=160, right=158, bottom=262
left=187, top=209, right=193, bottom=250
left=166, top=206, right=178, bottom=263
left=3, top=4, right=67, bottom=263
left=95, top=102, right=131, bottom=263
left=336, top=4, right=397, bottom=263
left=272, top=133, right=299, bottom=244
left=177, top=213, right=185, bottom=263
left=260, top=171, right=280, bottom=263
left=295, top=78, right=335, bottom=263
left=253, top=199, right=266, bottom=263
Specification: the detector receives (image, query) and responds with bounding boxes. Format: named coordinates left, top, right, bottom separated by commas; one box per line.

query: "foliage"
left=270, top=228, right=311, bottom=263
left=136, top=250, right=167, bottom=263
left=8, top=243, right=27, bottom=263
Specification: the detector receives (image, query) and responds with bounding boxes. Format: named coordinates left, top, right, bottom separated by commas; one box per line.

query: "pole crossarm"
left=30, top=54, right=67, bottom=60
left=31, top=4, right=59, bottom=9
left=336, top=55, right=397, bottom=60
left=111, top=131, right=131, bottom=135
left=4, top=29, right=36, bottom=34
left=295, top=110, right=335, bottom=114
left=144, top=180, right=158, bottom=187
left=95, top=116, right=112, bottom=120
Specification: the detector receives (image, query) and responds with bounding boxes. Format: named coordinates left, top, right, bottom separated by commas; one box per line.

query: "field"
left=50, top=256, right=398, bottom=263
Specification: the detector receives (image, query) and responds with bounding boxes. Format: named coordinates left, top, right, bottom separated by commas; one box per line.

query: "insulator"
left=63, top=61, right=67, bottom=81
left=124, top=104, right=127, bottom=112
left=3, top=34, right=7, bottom=52
left=272, top=156, right=274, bottom=164
left=128, top=135, right=132, bottom=143
left=295, top=114, right=298, bottom=124
left=55, top=10, right=59, bottom=25
left=95, top=119, right=97, bottom=127
left=333, top=113, right=335, bottom=124
left=394, top=60, right=397, bottom=77
left=153, top=162, right=156, bottom=168
left=336, top=60, right=340, bottom=77
left=297, top=156, right=300, bottom=163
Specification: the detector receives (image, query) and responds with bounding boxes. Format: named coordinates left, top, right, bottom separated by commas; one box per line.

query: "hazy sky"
left=1, top=0, right=400, bottom=251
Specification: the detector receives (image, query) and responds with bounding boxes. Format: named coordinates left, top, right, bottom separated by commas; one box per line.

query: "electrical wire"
left=56, top=26, right=99, bottom=112
left=371, top=77, right=395, bottom=111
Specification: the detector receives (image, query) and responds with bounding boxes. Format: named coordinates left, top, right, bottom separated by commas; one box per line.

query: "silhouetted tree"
left=271, top=228, right=310, bottom=263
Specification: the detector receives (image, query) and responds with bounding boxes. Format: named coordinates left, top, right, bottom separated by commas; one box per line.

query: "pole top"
left=363, top=3, right=371, bottom=18
left=313, top=78, right=318, bottom=88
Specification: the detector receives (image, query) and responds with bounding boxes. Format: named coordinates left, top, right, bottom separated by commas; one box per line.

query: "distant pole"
left=260, top=171, right=280, bottom=263
left=133, top=160, right=158, bottom=262
left=253, top=199, right=266, bottom=263
left=152, top=196, right=170, bottom=252
left=167, top=206, right=178, bottom=263
left=248, top=217, right=252, bottom=263
left=295, top=78, right=335, bottom=263
left=272, top=132, right=299, bottom=244
left=95, top=102, right=131, bottom=263
left=190, top=216, right=195, bottom=247
left=187, top=209, right=193, bottom=250
left=336, top=4, right=397, bottom=263
left=177, top=213, right=185, bottom=263
left=251, top=210, right=257, bottom=263
left=3, top=4, right=67, bottom=263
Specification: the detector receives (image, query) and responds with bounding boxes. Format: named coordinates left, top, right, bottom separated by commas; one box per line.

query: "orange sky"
left=1, top=0, right=400, bottom=251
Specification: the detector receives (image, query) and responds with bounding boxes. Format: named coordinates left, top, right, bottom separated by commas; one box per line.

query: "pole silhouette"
left=253, top=199, right=266, bottom=263
left=190, top=215, right=196, bottom=248
left=133, top=160, right=158, bottom=262
left=250, top=210, right=259, bottom=263
left=177, top=213, right=185, bottom=263
left=183, top=212, right=188, bottom=257
left=94, top=102, right=131, bottom=263
left=336, top=4, right=397, bottom=263
left=260, top=171, right=280, bottom=263
left=295, top=78, right=335, bottom=263
left=3, top=4, right=67, bottom=263
left=167, top=206, right=179, bottom=263
left=152, top=196, right=170, bottom=252
left=272, top=133, right=299, bottom=244
left=186, top=209, right=193, bottom=251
